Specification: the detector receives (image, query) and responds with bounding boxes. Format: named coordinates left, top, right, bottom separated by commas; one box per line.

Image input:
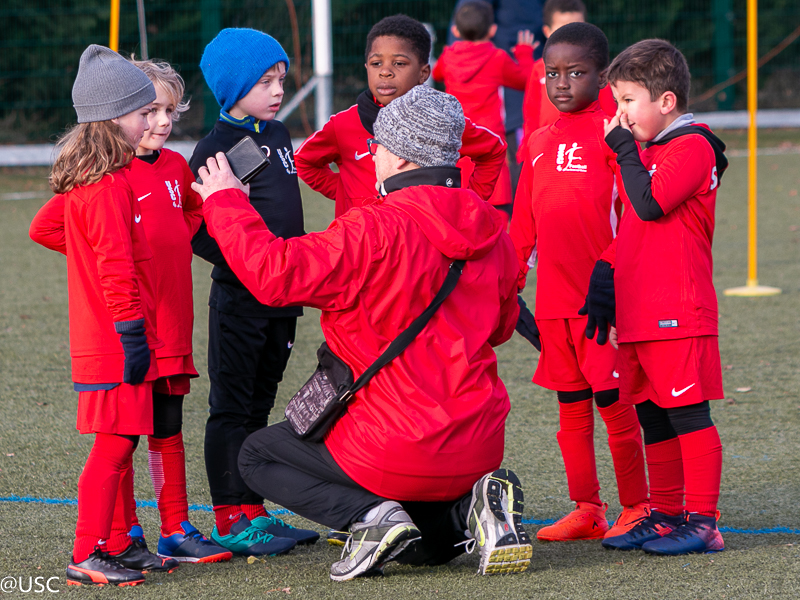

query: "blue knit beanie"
left=200, top=28, right=290, bottom=112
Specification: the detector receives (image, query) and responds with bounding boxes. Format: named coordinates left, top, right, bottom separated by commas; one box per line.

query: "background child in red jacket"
left=295, top=14, right=507, bottom=218
left=125, top=58, right=232, bottom=564
left=510, top=23, right=648, bottom=543
left=29, top=45, right=177, bottom=586
left=433, top=0, right=535, bottom=224
left=518, top=0, right=616, bottom=161
left=596, top=39, right=727, bottom=556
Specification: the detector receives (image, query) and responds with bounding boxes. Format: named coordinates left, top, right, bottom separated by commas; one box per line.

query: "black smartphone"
left=196, top=136, right=270, bottom=185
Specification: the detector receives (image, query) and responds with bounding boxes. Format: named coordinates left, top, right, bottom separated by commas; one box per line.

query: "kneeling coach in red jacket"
left=192, top=85, right=531, bottom=581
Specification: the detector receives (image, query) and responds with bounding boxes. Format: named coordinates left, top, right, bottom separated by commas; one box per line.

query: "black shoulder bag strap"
left=340, top=259, right=466, bottom=402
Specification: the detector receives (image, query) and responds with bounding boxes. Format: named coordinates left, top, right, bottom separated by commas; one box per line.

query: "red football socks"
left=644, top=438, right=685, bottom=516
left=73, top=433, right=136, bottom=563
left=214, top=505, right=244, bottom=536
left=107, top=454, right=135, bottom=555
left=148, top=432, right=189, bottom=535
left=597, top=400, right=649, bottom=507
left=242, top=504, right=269, bottom=521
left=678, top=426, right=722, bottom=516
left=557, top=399, right=602, bottom=506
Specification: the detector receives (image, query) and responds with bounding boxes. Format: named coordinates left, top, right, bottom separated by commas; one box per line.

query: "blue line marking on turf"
left=2, top=496, right=798, bottom=534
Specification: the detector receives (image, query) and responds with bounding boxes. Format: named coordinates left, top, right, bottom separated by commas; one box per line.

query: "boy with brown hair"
left=518, top=0, right=615, bottom=160
left=432, top=0, right=535, bottom=220
left=591, top=39, right=729, bottom=555
left=295, top=14, right=506, bottom=218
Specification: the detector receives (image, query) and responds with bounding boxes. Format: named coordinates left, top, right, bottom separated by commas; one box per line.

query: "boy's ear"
left=418, top=63, right=432, bottom=84
left=488, top=24, right=498, bottom=39
left=451, top=24, right=461, bottom=39
left=598, top=68, right=608, bottom=88
left=659, top=91, right=678, bottom=115
left=542, top=24, right=552, bottom=39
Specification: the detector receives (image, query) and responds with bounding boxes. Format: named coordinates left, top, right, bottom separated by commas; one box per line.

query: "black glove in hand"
left=115, top=319, right=151, bottom=385
left=577, top=260, right=615, bottom=345
left=515, top=296, right=541, bottom=351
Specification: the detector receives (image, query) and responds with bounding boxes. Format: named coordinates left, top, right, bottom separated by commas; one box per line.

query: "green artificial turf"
left=1, top=156, right=800, bottom=598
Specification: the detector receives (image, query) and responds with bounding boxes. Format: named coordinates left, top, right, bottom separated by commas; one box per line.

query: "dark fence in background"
left=1, top=0, right=799, bottom=143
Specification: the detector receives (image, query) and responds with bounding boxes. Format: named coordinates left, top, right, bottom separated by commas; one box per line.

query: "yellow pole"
left=109, top=0, right=120, bottom=51
left=746, top=0, right=758, bottom=287
left=724, top=0, right=781, bottom=297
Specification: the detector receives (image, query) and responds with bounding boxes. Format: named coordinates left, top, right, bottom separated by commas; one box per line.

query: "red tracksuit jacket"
left=295, top=102, right=507, bottom=218
left=29, top=170, right=162, bottom=383
left=202, top=171, right=519, bottom=501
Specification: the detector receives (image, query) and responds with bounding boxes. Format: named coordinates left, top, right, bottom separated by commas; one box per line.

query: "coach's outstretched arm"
left=192, top=152, right=374, bottom=312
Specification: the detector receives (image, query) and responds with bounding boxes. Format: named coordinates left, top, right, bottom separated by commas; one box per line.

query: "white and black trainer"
left=467, top=468, right=532, bottom=575
left=330, top=501, right=420, bottom=582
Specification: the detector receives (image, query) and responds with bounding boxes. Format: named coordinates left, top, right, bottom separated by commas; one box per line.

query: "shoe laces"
left=339, top=532, right=360, bottom=561
left=240, top=525, right=275, bottom=544
left=263, top=515, right=294, bottom=530
left=454, top=538, right=477, bottom=554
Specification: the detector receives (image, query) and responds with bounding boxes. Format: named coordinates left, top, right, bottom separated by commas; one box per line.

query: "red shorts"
left=77, top=381, right=154, bottom=435
left=617, top=336, right=723, bottom=408
left=533, top=317, right=619, bottom=392
left=153, top=354, right=198, bottom=395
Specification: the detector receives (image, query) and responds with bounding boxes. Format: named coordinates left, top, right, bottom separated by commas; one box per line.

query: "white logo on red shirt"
left=710, top=166, right=718, bottom=191
left=134, top=214, right=142, bottom=223
left=556, top=143, right=587, bottom=172
left=671, top=383, right=695, bottom=397
left=165, top=180, right=182, bottom=208
left=355, top=150, right=370, bottom=161
left=137, top=192, right=151, bottom=202
left=648, top=164, right=657, bottom=176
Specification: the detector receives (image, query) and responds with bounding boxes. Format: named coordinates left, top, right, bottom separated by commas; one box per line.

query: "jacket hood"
left=649, top=123, right=729, bottom=183
left=443, top=41, right=499, bottom=84
left=381, top=167, right=506, bottom=261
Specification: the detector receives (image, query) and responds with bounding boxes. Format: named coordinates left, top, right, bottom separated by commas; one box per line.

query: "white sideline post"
left=313, top=0, right=333, bottom=128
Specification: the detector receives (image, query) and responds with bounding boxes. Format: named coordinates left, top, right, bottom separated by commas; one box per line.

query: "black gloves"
left=515, top=296, right=541, bottom=351
left=578, top=260, right=615, bottom=345
left=115, top=319, right=151, bottom=385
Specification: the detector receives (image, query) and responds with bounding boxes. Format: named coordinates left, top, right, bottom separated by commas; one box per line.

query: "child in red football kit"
left=518, top=0, right=616, bottom=161
left=124, top=59, right=233, bottom=564
left=589, top=39, right=728, bottom=555
left=509, top=22, right=648, bottom=543
left=433, top=0, right=535, bottom=222
left=29, top=45, right=177, bottom=586
left=296, top=14, right=507, bottom=218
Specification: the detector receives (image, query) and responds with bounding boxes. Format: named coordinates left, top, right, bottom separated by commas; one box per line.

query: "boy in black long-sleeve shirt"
left=190, top=27, right=319, bottom=556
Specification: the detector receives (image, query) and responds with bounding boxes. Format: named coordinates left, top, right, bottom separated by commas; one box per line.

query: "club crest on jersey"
left=165, top=180, right=182, bottom=208
left=277, top=147, right=297, bottom=175
left=556, top=143, right=587, bottom=172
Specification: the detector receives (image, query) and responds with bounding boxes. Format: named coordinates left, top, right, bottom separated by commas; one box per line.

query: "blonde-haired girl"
left=121, top=57, right=232, bottom=563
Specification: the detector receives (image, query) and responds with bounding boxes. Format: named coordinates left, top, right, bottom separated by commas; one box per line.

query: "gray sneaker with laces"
left=330, top=501, right=420, bottom=582
left=466, top=468, right=532, bottom=575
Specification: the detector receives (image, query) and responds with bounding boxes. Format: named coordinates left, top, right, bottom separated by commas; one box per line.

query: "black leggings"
left=556, top=387, right=619, bottom=409
left=152, top=392, right=184, bottom=439
left=635, top=400, right=714, bottom=445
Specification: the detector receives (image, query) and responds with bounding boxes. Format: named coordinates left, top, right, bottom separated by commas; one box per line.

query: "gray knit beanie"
left=373, top=86, right=464, bottom=168
left=72, top=45, right=156, bottom=123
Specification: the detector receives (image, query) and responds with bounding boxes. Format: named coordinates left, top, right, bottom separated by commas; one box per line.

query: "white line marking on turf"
left=0, top=191, right=50, bottom=201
